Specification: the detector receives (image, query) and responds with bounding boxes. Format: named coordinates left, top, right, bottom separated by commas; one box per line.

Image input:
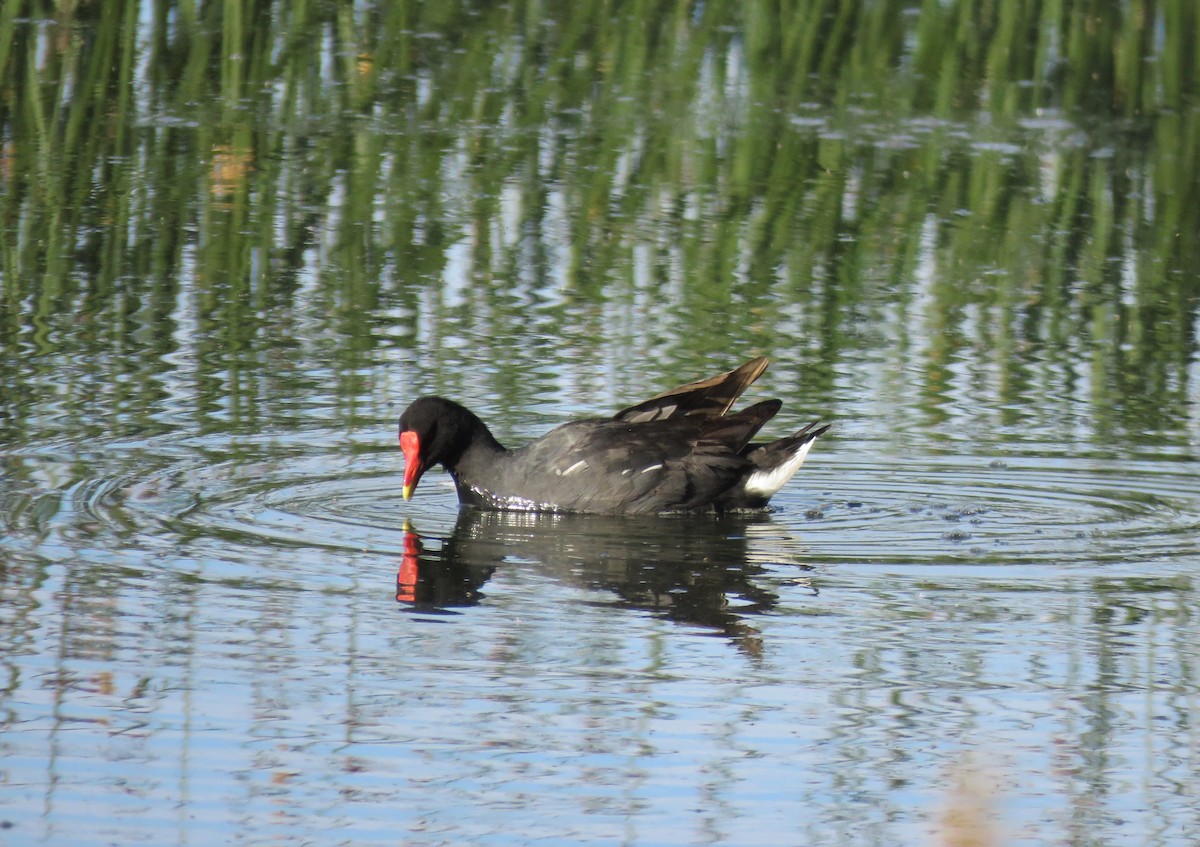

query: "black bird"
left=398, top=357, right=828, bottom=515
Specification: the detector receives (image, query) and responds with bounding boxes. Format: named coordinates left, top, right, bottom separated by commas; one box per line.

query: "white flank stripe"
left=639, top=463, right=664, bottom=474
left=744, top=441, right=815, bottom=497
left=562, top=460, right=589, bottom=476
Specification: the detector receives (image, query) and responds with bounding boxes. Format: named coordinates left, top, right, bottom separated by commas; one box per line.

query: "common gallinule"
left=398, top=357, right=828, bottom=514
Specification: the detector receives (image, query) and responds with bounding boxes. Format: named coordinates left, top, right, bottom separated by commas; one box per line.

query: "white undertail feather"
left=743, top=440, right=816, bottom=497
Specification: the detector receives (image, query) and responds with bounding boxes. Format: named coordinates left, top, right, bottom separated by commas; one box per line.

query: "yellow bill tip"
left=402, top=483, right=414, bottom=501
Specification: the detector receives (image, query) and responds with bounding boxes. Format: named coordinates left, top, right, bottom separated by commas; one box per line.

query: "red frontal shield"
left=400, top=430, right=423, bottom=500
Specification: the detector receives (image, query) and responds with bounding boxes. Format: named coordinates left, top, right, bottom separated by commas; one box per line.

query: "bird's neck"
left=446, top=416, right=507, bottom=490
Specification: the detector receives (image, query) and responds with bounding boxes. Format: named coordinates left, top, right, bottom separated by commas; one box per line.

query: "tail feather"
left=746, top=420, right=830, bottom=468
left=718, top=420, right=830, bottom=509
left=697, top=399, right=782, bottom=453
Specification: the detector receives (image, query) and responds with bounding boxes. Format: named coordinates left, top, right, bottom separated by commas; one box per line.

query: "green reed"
left=0, top=0, right=1196, bottom=443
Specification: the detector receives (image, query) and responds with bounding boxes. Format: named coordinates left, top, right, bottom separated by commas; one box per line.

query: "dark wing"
left=511, top=400, right=782, bottom=513
left=614, top=357, right=769, bottom=424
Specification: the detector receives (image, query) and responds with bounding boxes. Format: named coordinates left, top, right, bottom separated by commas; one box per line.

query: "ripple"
left=5, top=434, right=1199, bottom=577
left=793, top=454, right=1200, bottom=566
left=183, top=471, right=410, bottom=554
left=1, top=430, right=410, bottom=582
left=153, top=446, right=1200, bottom=574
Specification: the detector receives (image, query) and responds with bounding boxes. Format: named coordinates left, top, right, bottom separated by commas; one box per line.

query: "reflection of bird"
left=395, top=520, right=494, bottom=610
left=397, top=510, right=815, bottom=658
left=398, top=357, right=829, bottom=514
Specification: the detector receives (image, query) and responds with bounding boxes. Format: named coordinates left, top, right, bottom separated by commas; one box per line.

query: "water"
left=4, top=399, right=1198, bottom=846
left=3, top=2, right=1200, bottom=845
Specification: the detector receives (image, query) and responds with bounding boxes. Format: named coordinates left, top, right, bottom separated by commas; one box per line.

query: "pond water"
left=2, top=2, right=1200, bottom=846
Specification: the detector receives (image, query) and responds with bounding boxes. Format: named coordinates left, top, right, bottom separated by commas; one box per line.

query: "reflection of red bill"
left=396, top=527, right=420, bottom=603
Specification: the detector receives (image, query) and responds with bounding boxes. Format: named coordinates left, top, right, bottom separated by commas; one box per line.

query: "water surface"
left=2, top=2, right=1199, bottom=845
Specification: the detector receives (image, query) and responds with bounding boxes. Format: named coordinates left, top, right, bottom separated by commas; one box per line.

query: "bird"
left=397, top=357, right=828, bottom=515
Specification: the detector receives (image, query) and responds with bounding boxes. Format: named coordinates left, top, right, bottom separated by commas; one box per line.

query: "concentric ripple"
left=793, top=454, right=1200, bottom=566
left=4, top=434, right=1198, bottom=577
left=1, top=431, right=411, bottom=588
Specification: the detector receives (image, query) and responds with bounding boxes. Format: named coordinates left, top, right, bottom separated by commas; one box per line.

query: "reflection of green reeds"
left=0, top=1, right=1195, bottom=443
